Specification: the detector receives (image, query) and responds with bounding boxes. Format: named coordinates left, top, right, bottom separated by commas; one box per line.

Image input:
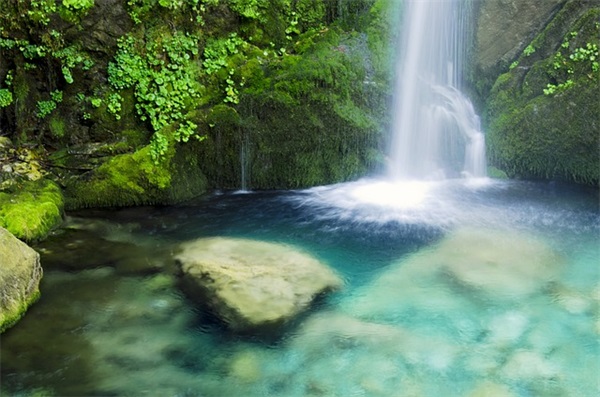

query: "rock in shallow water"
left=437, top=228, right=563, bottom=299
left=0, top=227, right=42, bottom=332
left=174, top=237, right=343, bottom=332
left=344, top=227, right=563, bottom=323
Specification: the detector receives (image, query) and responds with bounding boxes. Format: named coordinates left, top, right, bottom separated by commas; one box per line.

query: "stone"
left=486, top=311, right=529, bottom=347
left=501, top=350, right=559, bottom=381
left=437, top=228, right=563, bottom=299
left=344, top=227, right=562, bottom=329
left=175, top=237, right=343, bottom=331
left=467, top=381, right=516, bottom=397
left=229, top=349, right=263, bottom=383
left=0, top=227, right=43, bottom=332
left=474, top=0, right=564, bottom=75
left=292, top=312, right=460, bottom=373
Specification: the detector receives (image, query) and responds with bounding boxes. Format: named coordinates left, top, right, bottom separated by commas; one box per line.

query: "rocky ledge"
left=175, top=237, right=343, bottom=332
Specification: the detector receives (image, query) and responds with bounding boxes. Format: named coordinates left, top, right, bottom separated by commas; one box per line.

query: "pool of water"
left=1, top=178, right=599, bottom=397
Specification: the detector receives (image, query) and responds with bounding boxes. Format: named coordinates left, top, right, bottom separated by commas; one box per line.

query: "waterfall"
left=388, top=0, right=486, bottom=180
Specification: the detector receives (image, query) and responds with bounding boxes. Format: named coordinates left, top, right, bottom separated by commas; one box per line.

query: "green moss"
left=48, top=115, right=66, bottom=138
left=65, top=143, right=208, bottom=209
left=1, top=0, right=392, bottom=199
left=196, top=24, right=387, bottom=189
left=0, top=289, right=40, bottom=334
left=485, top=5, right=600, bottom=185
left=0, top=180, right=64, bottom=241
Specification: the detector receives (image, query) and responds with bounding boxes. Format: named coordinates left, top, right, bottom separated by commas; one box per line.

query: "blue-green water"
left=1, top=179, right=599, bottom=397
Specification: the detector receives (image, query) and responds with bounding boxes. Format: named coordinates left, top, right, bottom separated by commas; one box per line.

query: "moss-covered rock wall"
left=1, top=0, right=394, bottom=212
left=481, top=1, right=599, bottom=185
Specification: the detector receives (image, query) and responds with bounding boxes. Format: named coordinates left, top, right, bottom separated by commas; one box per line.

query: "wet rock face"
left=73, top=0, right=132, bottom=56
left=474, top=0, right=565, bottom=76
left=174, top=237, right=343, bottom=332
left=0, top=227, right=42, bottom=332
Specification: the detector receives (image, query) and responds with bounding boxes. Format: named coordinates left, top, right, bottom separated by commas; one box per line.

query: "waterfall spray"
left=388, top=0, right=486, bottom=180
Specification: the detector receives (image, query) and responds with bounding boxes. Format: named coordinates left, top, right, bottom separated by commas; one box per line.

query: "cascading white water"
left=388, top=0, right=486, bottom=180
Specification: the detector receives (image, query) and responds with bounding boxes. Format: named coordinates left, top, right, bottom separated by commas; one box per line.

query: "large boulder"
left=175, top=237, right=343, bottom=332
left=0, top=227, right=43, bottom=332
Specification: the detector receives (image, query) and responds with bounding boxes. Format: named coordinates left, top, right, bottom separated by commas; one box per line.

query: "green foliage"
left=203, top=34, right=246, bottom=75
left=229, top=0, right=262, bottom=20
left=36, top=90, right=63, bottom=118
left=224, top=69, right=241, bottom=104
left=0, top=89, right=13, bottom=108
left=90, top=97, right=102, bottom=107
left=523, top=44, right=536, bottom=56
left=570, top=42, right=599, bottom=71
left=126, top=0, right=217, bottom=24
left=60, top=0, right=94, bottom=22
left=0, top=37, right=92, bottom=85
left=53, top=45, right=94, bottom=84
left=543, top=28, right=599, bottom=96
left=0, top=0, right=389, bottom=202
left=62, top=0, right=94, bottom=10
left=198, top=26, right=385, bottom=189
left=106, top=92, right=123, bottom=119
left=108, top=31, right=204, bottom=163
left=27, top=0, right=57, bottom=25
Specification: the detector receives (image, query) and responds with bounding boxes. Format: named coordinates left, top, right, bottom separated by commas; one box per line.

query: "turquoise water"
left=1, top=179, right=599, bottom=397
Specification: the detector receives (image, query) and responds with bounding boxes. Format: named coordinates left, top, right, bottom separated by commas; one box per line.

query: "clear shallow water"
left=1, top=179, right=599, bottom=397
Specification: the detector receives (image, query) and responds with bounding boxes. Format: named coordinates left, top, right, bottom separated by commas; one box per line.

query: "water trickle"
left=388, top=0, right=486, bottom=180
left=240, top=131, right=250, bottom=191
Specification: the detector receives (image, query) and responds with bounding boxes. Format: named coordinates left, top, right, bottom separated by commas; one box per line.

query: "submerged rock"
left=292, top=312, right=460, bottom=373
left=343, top=227, right=562, bottom=323
left=501, top=349, right=560, bottom=381
left=437, top=228, right=563, bottom=299
left=0, top=227, right=43, bottom=332
left=174, top=237, right=343, bottom=332
left=466, top=381, right=516, bottom=397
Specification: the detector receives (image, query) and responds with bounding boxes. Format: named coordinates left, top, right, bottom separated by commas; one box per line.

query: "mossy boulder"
left=0, top=179, right=64, bottom=242
left=0, top=227, right=42, bottom=333
left=175, top=237, right=343, bottom=332
left=484, top=2, right=600, bottom=185
left=64, top=142, right=208, bottom=209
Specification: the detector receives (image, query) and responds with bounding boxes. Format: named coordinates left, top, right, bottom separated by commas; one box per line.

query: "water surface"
left=1, top=179, right=599, bottom=397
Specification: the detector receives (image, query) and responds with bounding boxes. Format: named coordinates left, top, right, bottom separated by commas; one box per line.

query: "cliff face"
left=0, top=0, right=393, bottom=212
left=473, top=0, right=599, bottom=185
left=472, top=0, right=565, bottom=95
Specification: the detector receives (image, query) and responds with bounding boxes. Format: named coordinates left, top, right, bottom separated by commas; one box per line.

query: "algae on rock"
left=0, top=180, right=64, bottom=242
left=0, top=227, right=43, bottom=333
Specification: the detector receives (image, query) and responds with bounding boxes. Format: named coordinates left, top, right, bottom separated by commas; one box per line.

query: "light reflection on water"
left=1, top=179, right=599, bottom=397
